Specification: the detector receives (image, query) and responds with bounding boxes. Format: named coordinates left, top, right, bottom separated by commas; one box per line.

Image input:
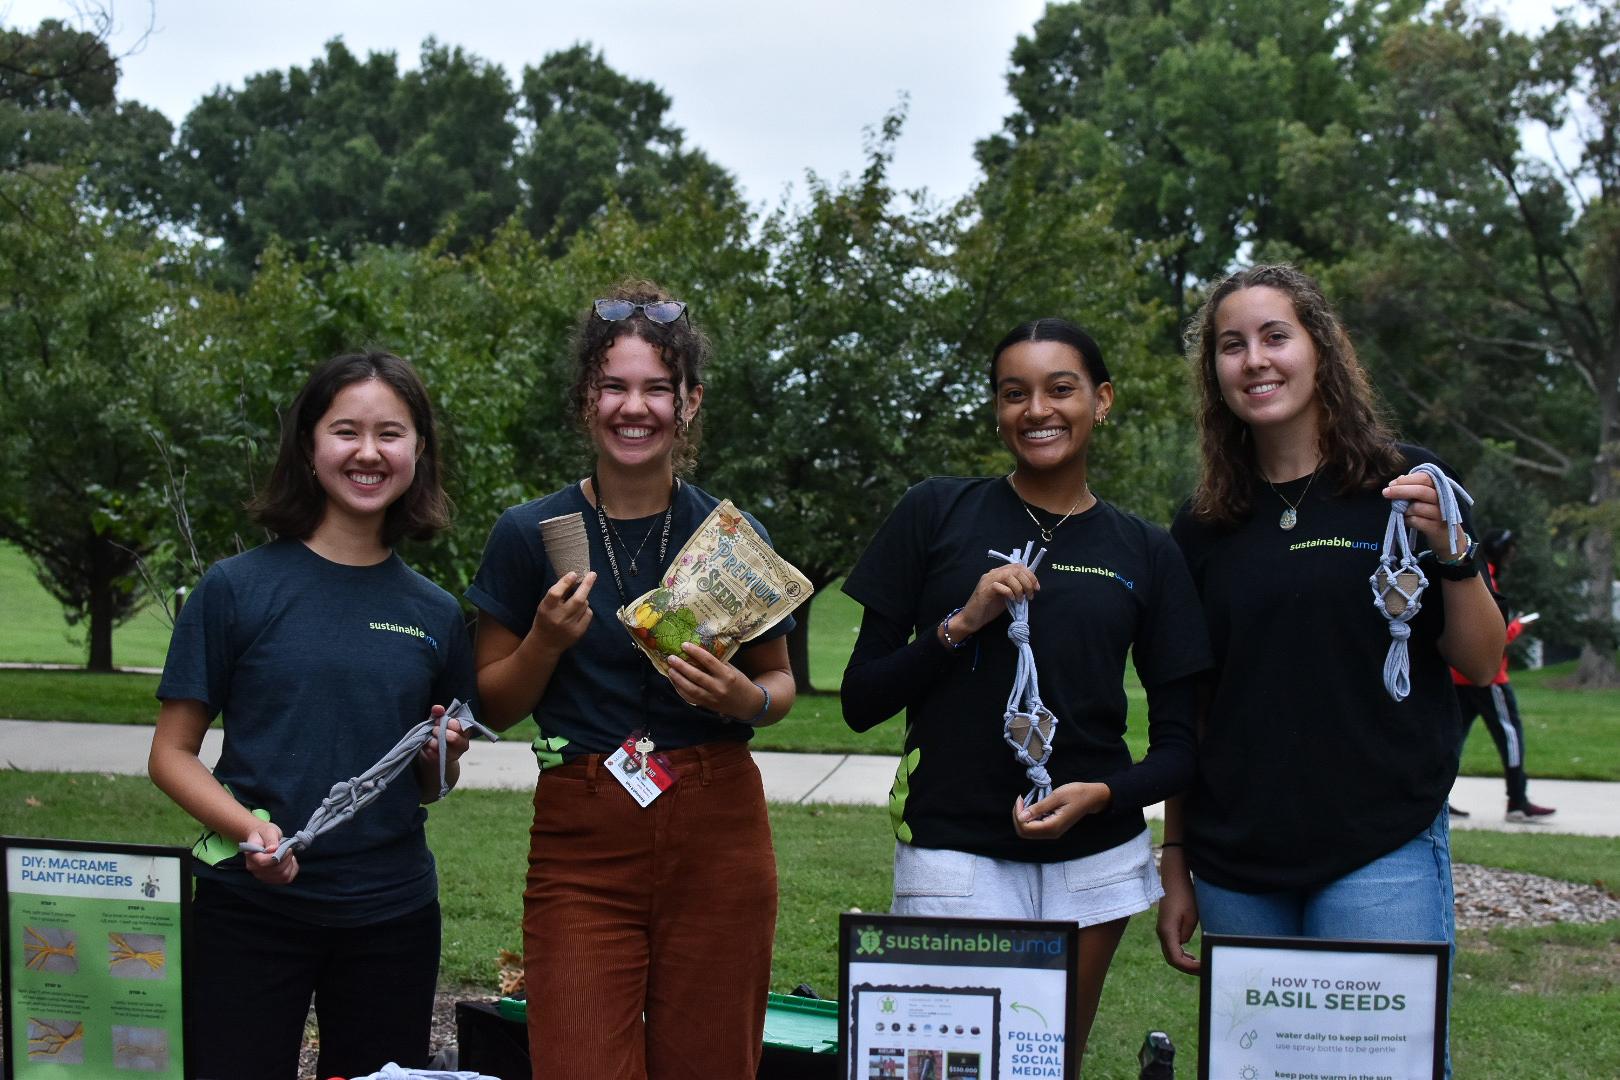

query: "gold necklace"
left=1007, top=475, right=1090, bottom=543
left=1267, top=467, right=1319, bottom=531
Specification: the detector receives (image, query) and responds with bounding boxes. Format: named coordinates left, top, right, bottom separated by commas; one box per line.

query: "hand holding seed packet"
left=618, top=500, right=812, bottom=677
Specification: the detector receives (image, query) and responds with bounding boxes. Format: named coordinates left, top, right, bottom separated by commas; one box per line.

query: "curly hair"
left=565, top=279, right=710, bottom=476
left=1186, top=265, right=1403, bottom=525
left=250, top=350, right=451, bottom=546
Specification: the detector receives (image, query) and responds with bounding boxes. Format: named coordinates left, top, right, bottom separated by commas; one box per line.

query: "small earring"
left=1094, top=414, right=1108, bottom=428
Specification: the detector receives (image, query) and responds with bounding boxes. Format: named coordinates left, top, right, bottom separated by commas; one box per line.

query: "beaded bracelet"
left=748, top=682, right=772, bottom=725
left=941, top=606, right=969, bottom=649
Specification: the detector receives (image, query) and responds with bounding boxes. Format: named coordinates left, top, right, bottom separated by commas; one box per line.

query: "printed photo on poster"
left=840, top=913, right=1078, bottom=1080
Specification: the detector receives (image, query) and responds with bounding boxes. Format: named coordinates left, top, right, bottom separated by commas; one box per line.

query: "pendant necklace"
left=1267, top=466, right=1319, bottom=531
left=606, top=516, right=659, bottom=575
left=1006, top=474, right=1090, bottom=543
left=593, top=474, right=677, bottom=579
left=591, top=472, right=679, bottom=758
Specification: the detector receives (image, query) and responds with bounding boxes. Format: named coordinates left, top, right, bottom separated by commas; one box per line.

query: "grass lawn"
left=0, top=542, right=172, bottom=669
left=2, top=773, right=1614, bottom=1078
left=5, top=544, right=1620, bottom=779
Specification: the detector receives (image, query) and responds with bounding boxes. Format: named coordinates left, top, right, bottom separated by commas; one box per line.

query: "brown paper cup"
left=539, top=512, right=591, bottom=580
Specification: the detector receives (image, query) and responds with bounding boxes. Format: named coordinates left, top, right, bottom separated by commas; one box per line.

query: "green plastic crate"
left=495, top=992, right=838, bottom=1055
left=762, top=992, right=838, bottom=1055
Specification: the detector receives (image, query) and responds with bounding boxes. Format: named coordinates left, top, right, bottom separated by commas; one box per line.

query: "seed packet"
left=619, top=500, right=812, bottom=677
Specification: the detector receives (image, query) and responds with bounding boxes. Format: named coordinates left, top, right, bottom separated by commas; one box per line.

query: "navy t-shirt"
left=842, top=477, right=1212, bottom=862
left=157, top=540, right=476, bottom=926
left=1170, top=445, right=1470, bottom=892
left=466, top=481, right=795, bottom=766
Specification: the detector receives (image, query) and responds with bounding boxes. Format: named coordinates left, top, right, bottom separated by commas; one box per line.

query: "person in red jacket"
left=1451, top=529, right=1556, bottom=822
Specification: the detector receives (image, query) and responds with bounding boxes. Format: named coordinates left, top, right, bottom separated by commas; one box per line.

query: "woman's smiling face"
left=994, top=339, right=1112, bottom=473
left=309, top=377, right=420, bottom=531
left=588, top=334, right=702, bottom=471
left=1212, top=285, right=1322, bottom=438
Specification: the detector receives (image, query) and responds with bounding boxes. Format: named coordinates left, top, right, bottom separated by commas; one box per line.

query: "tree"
left=175, top=37, right=520, bottom=278
left=0, top=170, right=190, bottom=669
left=516, top=44, right=738, bottom=244
left=0, top=12, right=172, bottom=219
left=1290, top=1, right=1620, bottom=683
left=977, top=0, right=1417, bottom=325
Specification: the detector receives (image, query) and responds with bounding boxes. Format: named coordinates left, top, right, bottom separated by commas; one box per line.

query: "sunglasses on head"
left=593, top=299, right=688, bottom=325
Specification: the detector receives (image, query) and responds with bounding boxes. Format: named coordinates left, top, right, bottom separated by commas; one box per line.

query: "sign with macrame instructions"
left=3, top=838, right=191, bottom=1080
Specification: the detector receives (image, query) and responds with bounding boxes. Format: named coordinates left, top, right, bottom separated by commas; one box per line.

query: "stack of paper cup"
left=539, top=512, right=591, bottom=579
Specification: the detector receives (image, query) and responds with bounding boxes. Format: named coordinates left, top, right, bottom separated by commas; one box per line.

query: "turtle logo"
left=855, top=926, right=885, bottom=957
left=880, top=995, right=897, bottom=1015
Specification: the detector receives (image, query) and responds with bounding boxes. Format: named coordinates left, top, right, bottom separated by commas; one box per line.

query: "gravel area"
left=288, top=863, right=1619, bottom=1077
left=1451, top=861, right=1620, bottom=930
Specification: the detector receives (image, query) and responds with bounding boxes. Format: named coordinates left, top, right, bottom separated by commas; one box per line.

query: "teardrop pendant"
left=1279, top=508, right=1298, bottom=531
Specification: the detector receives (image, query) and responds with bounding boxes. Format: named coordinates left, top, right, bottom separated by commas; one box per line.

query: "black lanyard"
left=590, top=474, right=679, bottom=605
left=590, top=474, right=680, bottom=732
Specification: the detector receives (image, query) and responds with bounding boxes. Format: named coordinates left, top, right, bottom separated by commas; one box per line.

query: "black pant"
left=189, top=878, right=440, bottom=1080
left=1456, top=682, right=1529, bottom=806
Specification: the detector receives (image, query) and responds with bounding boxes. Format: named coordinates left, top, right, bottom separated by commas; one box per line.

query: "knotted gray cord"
left=349, top=1064, right=501, bottom=1080
left=989, top=540, right=1059, bottom=806
left=351, top=1062, right=502, bottom=1080
left=1369, top=463, right=1473, bottom=702
left=240, top=698, right=497, bottom=863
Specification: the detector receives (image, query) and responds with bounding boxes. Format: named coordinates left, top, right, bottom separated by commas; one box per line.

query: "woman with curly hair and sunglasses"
left=1157, top=265, right=1504, bottom=1076
left=467, top=282, right=796, bottom=1079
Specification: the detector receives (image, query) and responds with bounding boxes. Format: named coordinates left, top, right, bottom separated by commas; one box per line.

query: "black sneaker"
left=1505, top=801, right=1557, bottom=823
left=1446, top=803, right=1470, bottom=819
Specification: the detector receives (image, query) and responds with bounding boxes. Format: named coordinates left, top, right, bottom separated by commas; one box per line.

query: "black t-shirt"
left=1170, top=445, right=1468, bottom=892
left=842, top=477, right=1212, bottom=862
left=466, top=480, right=794, bottom=764
left=157, top=540, right=477, bottom=926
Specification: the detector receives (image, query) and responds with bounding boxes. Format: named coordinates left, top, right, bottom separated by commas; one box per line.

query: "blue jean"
left=1194, top=809, right=1455, bottom=1077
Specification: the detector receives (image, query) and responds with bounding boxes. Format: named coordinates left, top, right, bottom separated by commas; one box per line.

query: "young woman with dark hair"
left=148, top=350, right=476, bottom=1080
left=841, top=317, right=1212, bottom=1061
left=467, top=282, right=796, bottom=1079
left=1158, top=266, right=1505, bottom=1076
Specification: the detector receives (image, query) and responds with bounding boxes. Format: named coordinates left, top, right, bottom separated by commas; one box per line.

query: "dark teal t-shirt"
left=157, top=539, right=476, bottom=926
left=466, top=480, right=794, bottom=767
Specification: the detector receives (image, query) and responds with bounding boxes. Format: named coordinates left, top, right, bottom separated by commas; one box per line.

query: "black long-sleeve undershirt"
left=840, top=605, right=1197, bottom=811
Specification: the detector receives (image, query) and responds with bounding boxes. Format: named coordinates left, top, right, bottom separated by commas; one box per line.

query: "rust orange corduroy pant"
left=522, top=740, right=779, bottom=1080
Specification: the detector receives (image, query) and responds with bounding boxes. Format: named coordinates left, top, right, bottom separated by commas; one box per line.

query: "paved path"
left=3, top=719, right=1614, bottom=837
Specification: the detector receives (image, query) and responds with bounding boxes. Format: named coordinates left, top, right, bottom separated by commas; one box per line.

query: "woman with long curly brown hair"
left=1157, top=265, right=1503, bottom=1076
left=466, top=281, right=795, bottom=1079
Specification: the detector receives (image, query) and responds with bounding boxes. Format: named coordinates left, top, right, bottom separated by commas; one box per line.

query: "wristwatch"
left=1430, top=533, right=1480, bottom=581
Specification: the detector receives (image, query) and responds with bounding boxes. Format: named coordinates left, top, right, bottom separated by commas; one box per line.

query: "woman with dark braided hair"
left=842, top=317, right=1212, bottom=1063
left=467, top=281, right=796, bottom=1079
left=1158, top=265, right=1504, bottom=1077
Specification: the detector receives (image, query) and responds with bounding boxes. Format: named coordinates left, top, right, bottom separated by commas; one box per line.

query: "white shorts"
left=891, top=830, right=1163, bottom=928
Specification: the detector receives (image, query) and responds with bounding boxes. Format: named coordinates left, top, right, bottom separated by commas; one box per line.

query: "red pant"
left=523, top=740, right=778, bottom=1079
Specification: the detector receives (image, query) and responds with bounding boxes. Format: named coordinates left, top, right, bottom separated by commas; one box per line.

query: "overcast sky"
left=2, top=0, right=1567, bottom=212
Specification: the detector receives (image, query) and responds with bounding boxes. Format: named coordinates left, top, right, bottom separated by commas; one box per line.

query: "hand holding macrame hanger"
left=989, top=539, right=1060, bottom=806
left=1369, top=462, right=1473, bottom=702
left=241, top=698, right=497, bottom=863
